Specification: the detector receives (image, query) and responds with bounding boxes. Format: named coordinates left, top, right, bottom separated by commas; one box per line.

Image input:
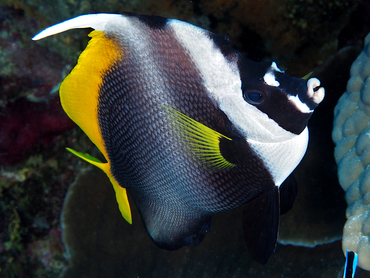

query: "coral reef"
left=0, top=7, right=75, bottom=165
left=0, top=128, right=93, bottom=277
left=0, top=0, right=369, bottom=276
left=198, top=0, right=360, bottom=76
left=6, top=0, right=362, bottom=74
left=0, top=7, right=64, bottom=104
left=0, top=96, right=75, bottom=165
left=60, top=168, right=353, bottom=277
left=332, top=32, right=370, bottom=271
left=28, top=228, right=68, bottom=272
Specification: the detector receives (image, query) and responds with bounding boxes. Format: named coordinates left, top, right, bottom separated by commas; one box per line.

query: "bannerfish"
left=33, top=13, right=325, bottom=264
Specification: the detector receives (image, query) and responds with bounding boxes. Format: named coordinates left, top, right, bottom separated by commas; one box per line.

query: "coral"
left=0, top=7, right=92, bottom=277
left=198, top=0, right=360, bottom=76
left=0, top=7, right=75, bottom=165
left=286, top=0, right=360, bottom=33
left=278, top=46, right=362, bottom=247
left=0, top=128, right=93, bottom=277
left=4, top=208, right=22, bottom=251
left=0, top=0, right=368, bottom=276
left=332, top=32, right=370, bottom=271
left=10, top=0, right=362, bottom=76
left=28, top=228, right=68, bottom=272
left=59, top=168, right=369, bottom=277
left=0, top=7, right=65, bottom=103
left=0, top=96, right=75, bottom=165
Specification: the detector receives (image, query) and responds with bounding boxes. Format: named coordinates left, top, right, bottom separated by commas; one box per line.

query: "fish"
left=343, top=250, right=358, bottom=278
left=32, top=13, right=325, bottom=264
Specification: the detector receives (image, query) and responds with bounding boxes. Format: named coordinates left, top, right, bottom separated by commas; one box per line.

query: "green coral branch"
left=4, top=208, right=22, bottom=251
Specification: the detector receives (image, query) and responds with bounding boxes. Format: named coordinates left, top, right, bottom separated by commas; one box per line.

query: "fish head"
left=219, top=58, right=325, bottom=144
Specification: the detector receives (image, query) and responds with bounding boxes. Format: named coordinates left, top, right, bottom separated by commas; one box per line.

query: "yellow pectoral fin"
left=66, top=148, right=132, bottom=224
left=162, top=105, right=235, bottom=171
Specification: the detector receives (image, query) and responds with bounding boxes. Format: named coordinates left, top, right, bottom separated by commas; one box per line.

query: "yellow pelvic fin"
left=162, top=105, right=235, bottom=171
left=61, top=31, right=132, bottom=224
left=66, top=148, right=132, bottom=224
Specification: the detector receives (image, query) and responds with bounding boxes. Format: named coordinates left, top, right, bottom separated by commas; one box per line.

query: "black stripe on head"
left=253, top=87, right=312, bottom=134
left=238, top=57, right=312, bottom=134
left=274, top=72, right=319, bottom=110
left=121, top=12, right=168, bottom=29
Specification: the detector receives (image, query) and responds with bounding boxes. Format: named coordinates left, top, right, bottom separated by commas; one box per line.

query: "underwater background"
left=0, top=0, right=370, bottom=277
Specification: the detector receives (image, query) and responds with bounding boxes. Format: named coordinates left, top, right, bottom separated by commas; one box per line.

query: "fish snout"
left=307, top=77, right=325, bottom=105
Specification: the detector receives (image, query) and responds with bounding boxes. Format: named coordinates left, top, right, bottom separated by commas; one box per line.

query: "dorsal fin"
left=32, top=14, right=122, bottom=40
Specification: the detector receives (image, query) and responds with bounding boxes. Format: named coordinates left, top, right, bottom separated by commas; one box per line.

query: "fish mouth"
left=307, top=77, right=325, bottom=105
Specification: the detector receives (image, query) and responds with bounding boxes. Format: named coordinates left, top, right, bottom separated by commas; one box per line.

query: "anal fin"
left=242, top=186, right=280, bottom=264
left=130, top=189, right=212, bottom=250
left=66, top=147, right=132, bottom=224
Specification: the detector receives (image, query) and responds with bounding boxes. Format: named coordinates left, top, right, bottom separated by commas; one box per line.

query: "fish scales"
left=97, top=22, right=272, bottom=247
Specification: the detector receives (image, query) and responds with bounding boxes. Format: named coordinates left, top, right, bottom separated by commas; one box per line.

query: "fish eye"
left=243, top=89, right=266, bottom=105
